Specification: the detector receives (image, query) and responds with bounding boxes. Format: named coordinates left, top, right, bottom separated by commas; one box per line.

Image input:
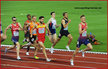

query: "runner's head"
left=80, top=15, right=86, bottom=23
left=27, top=14, right=31, bottom=20
left=51, top=12, right=55, bottom=18
left=32, top=15, right=36, bottom=22
left=63, top=12, right=68, bottom=18
left=12, top=16, right=17, bottom=23
left=39, top=16, right=44, bottom=24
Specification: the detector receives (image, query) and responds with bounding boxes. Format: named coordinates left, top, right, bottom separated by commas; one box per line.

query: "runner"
left=34, top=16, right=51, bottom=62
left=22, top=14, right=31, bottom=55
left=47, top=12, right=60, bottom=44
left=0, top=21, right=7, bottom=42
left=50, top=12, right=73, bottom=53
left=23, top=14, right=31, bottom=43
left=70, top=15, right=93, bottom=66
left=4, top=17, right=23, bottom=60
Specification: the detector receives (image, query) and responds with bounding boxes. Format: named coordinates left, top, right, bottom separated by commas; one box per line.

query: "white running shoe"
left=5, top=48, right=8, bottom=54
left=66, top=46, right=70, bottom=51
left=70, top=59, right=74, bottom=66
left=27, top=42, right=31, bottom=45
left=17, top=56, right=21, bottom=60
left=23, top=38, right=26, bottom=43
left=81, top=50, right=85, bottom=57
left=50, top=47, right=54, bottom=54
left=46, top=58, right=51, bottom=62
left=26, top=52, right=29, bottom=55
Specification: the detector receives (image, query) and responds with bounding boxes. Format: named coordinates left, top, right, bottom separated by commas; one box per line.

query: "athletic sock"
left=50, top=47, right=54, bottom=54
left=46, top=58, right=51, bottom=62
left=17, top=56, right=21, bottom=60
left=26, top=52, right=29, bottom=55
left=70, top=59, right=74, bottom=66
left=66, top=46, right=70, bottom=51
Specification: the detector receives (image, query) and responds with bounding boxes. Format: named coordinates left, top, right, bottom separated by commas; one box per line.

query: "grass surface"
left=1, top=1, right=107, bottom=52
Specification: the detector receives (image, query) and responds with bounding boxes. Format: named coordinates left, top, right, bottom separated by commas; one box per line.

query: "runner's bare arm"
left=62, top=19, right=71, bottom=28
left=46, top=18, right=52, bottom=26
left=18, top=23, right=23, bottom=31
left=30, top=26, right=35, bottom=37
left=46, top=18, right=51, bottom=30
left=55, top=20, right=60, bottom=28
left=45, top=24, right=51, bottom=35
left=4, top=25, right=11, bottom=35
left=79, top=24, right=87, bottom=34
left=23, top=22, right=28, bottom=33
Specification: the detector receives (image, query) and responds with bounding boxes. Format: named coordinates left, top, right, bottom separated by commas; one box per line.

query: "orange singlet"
left=30, top=21, right=38, bottom=36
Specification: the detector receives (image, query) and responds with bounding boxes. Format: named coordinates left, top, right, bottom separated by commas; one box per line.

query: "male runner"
left=22, top=14, right=31, bottom=55
left=34, top=16, right=51, bottom=62
left=70, top=15, right=93, bottom=66
left=50, top=12, right=73, bottom=53
left=0, top=21, right=7, bottom=42
left=4, top=17, right=23, bottom=60
left=47, top=12, right=60, bottom=44
left=23, top=14, right=31, bottom=43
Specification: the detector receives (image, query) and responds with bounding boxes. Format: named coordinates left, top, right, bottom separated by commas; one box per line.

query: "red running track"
left=0, top=46, right=107, bottom=68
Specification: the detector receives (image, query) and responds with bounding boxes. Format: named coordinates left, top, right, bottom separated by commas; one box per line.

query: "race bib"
left=39, top=28, right=45, bottom=33
left=32, top=29, right=36, bottom=34
left=82, top=31, right=87, bottom=37
left=52, top=24, right=56, bottom=29
left=64, top=26, right=68, bottom=30
left=13, top=31, right=19, bottom=36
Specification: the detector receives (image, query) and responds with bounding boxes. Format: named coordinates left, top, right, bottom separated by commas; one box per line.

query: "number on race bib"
left=52, top=25, right=56, bottom=29
left=82, top=31, right=87, bottom=37
left=32, top=29, right=36, bottom=34
left=39, top=28, right=45, bottom=33
left=13, top=31, right=19, bottom=36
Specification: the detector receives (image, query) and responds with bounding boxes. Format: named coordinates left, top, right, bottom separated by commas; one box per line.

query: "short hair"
left=80, top=15, right=85, bottom=18
left=32, top=15, right=36, bottom=18
left=63, top=12, right=67, bottom=16
left=39, top=16, right=44, bottom=19
left=12, top=16, right=16, bottom=20
left=50, top=12, right=55, bottom=15
left=27, top=14, right=31, bottom=17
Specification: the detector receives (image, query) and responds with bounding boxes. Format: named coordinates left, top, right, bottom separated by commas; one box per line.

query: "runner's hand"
left=3, top=34, right=7, bottom=40
left=68, top=20, right=71, bottom=23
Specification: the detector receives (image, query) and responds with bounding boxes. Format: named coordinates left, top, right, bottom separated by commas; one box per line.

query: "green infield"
left=1, top=1, right=107, bottom=52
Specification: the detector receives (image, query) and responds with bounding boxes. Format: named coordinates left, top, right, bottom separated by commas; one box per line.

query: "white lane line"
left=1, top=54, right=107, bottom=65
left=1, top=64, right=38, bottom=68
left=2, top=50, right=107, bottom=60
left=1, top=45, right=107, bottom=55
left=1, top=58, right=95, bottom=68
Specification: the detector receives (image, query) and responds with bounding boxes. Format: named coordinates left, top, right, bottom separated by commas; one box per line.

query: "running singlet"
left=61, top=18, right=68, bottom=30
left=80, top=23, right=87, bottom=38
left=30, top=22, right=38, bottom=35
left=37, top=23, right=46, bottom=38
left=49, top=18, right=56, bottom=29
left=11, top=23, right=19, bottom=37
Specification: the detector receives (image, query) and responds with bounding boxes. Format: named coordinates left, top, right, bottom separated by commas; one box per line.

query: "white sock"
left=70, top=59, right=74, bottom=66
left=17, top=56, right=21, bottom=60
left=26, top=52, right=29, bottom=55
left=50, top=47, right=54, bottom=53
left=66, top=46, right=70, bottom=51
